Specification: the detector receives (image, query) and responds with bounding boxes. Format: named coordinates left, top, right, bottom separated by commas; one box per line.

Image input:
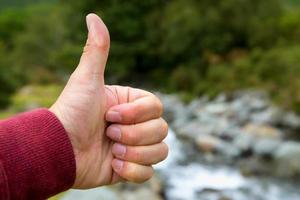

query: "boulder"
left=233, top=133, right=255, bottom=152
left=177, top=121, right=214, bottom=140
left=196, top=135, right=222, bottom=153
left=203, top=103, right=229, bottom=115
left=217, top=142, right=241, bottom=159
left=281, top=112, right=300, bottom=129
left=253, top=138, right=281, bottom=156
left=242, top=124, right=282, bottom=139
left=250, top=107, right=281, bottom=125
left=275, top=141, right=300, bottom=177
left=157, top=93, right=186, bottom=123
left=119, top=188, right=162, bottom=200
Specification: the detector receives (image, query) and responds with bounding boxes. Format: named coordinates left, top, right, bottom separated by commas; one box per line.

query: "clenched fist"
left=49, top=14, right=168, bottom=189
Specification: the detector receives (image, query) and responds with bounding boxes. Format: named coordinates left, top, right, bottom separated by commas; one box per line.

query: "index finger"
left=105, top=88, right=163, bottom=124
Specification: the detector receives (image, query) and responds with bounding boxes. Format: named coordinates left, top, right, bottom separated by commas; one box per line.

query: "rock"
left=233, top=133, right=255, bottom=152
left=232, top=90, right=268, bottom=107
left=204, top=103, right=229, bottom=115
left=217, top=142, right=241, bottom=159
left=229, top=91, right=269, bottom=124
left=157, top=93, right=186, bottom=123
left=253, top=138, right=281, bottom=156
left=177, top=120, right=214, bottom=140
left=116, top=175, right=163, bottom=200
left=239, top=157, right=275, bottom=176
left=275, top=142, right=300, bottom=177
left=195, top=113, right=233, bottom=137
left=214, top=93, right=227, bottom=103
left=61, top=187, right=119, bottom=200
left=250, top=107, right=282, bottom=125
left=149, top=174, right=163, bottom=194
left=242, top=124, right=282, bottom=139
left=281, top=112, right=300, bottom=129
left=120, top=187, right=162, bottom=200
left=196, top=135, right=222, bottom=153
left=186, top=97, right=208, bottom=115
left=160, top=90, right=300, bottom=180
left=218, top=127, right=241, bottom=140
left=219, top=196, right=232, bottom=200
left=229, top=101, right=251, bottom=124
left=172, top=116, right=190, bottom=130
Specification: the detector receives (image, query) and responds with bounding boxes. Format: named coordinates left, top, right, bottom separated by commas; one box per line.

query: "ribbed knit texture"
left=0, top=109, right=76, bottom=200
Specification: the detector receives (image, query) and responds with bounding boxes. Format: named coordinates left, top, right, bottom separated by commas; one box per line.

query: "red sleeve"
left=0, top=109, right=76, bottom=200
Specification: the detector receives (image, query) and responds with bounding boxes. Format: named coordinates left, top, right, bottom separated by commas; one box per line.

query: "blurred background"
left=1, top=0, right=300, bottom=199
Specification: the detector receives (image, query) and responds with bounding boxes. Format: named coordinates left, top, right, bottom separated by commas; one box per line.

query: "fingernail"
left=86, top=14, right=92, bottom=31
left=86, top=14, right=102, bottom=46
left=107, top=126, right=121, bottom=141
left=113, top=159, right=124, bottom=171
left=113, top=143, right=126, bottom=158
left=106, top=111, right=122, bottom=122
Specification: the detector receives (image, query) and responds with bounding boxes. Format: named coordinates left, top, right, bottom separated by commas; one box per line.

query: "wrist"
left=49, top=105, right=82, bottom=188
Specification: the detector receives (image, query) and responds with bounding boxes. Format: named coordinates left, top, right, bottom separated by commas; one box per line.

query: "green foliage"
left=0, top=0, right=57, bottom=11
left=11, top=5, right=70, bottom=83
left=0, top=43, right=19, bottom=108
left=1, top=0, right=300, bottom=112
left=10, top=84, right=62, bottom=112
left=195, top=46, right=300, bottom=112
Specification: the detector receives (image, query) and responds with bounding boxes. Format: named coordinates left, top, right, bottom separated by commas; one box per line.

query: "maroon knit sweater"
left=0, top=109, right=76, bottom=200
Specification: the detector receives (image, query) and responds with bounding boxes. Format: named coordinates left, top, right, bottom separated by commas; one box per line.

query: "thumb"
left=76, top=13, right=110, bottom=80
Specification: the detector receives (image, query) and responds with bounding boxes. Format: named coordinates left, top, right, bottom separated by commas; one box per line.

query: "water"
left=156, top=129, right=300, bottom=200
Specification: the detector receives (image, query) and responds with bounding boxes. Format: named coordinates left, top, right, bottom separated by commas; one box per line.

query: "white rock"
left=275, top=142, right=300, bottom=176
left=253, top=138, right=281, bottom=156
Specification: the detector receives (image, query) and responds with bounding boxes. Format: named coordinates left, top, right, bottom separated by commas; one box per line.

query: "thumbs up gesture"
left=49, top=14, right=168, bottom=189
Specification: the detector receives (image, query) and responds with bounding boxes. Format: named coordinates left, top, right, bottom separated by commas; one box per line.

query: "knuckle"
left=126, top=104, right=139, bottom=123
left=83, top=43, right=95, bottom=54
left=132, top=149, right=143, bottom=162
left=84, top=43, right=108, bottom=53
left=126, top=125, right=139, bottom=144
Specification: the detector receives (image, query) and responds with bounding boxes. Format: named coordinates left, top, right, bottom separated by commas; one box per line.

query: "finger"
left=112, top=142, right=169, bottom=165
left=106, top=94, right=163, bottom=124
left=73, top=13, right=110, bottom=82
left=106, top=118, right=168, bottom=145
left=112, top=159, right=154, bottom=183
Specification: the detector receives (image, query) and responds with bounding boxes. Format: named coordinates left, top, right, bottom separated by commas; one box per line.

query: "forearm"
left=0, top=109, right=76, bottom=200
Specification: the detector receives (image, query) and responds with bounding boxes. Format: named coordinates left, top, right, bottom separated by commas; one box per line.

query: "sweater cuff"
left=0, top=108, right=76, bottom=200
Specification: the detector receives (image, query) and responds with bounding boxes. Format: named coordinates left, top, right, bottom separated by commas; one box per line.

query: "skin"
left=49, top=13, right=168, bottom=189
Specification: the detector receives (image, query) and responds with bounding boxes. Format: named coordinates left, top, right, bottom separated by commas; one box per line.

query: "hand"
left=49, top=14, right=168, bottom=189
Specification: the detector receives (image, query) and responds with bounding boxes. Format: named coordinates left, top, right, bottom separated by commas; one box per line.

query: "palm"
left=52, top=72, right=134, bottom=187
